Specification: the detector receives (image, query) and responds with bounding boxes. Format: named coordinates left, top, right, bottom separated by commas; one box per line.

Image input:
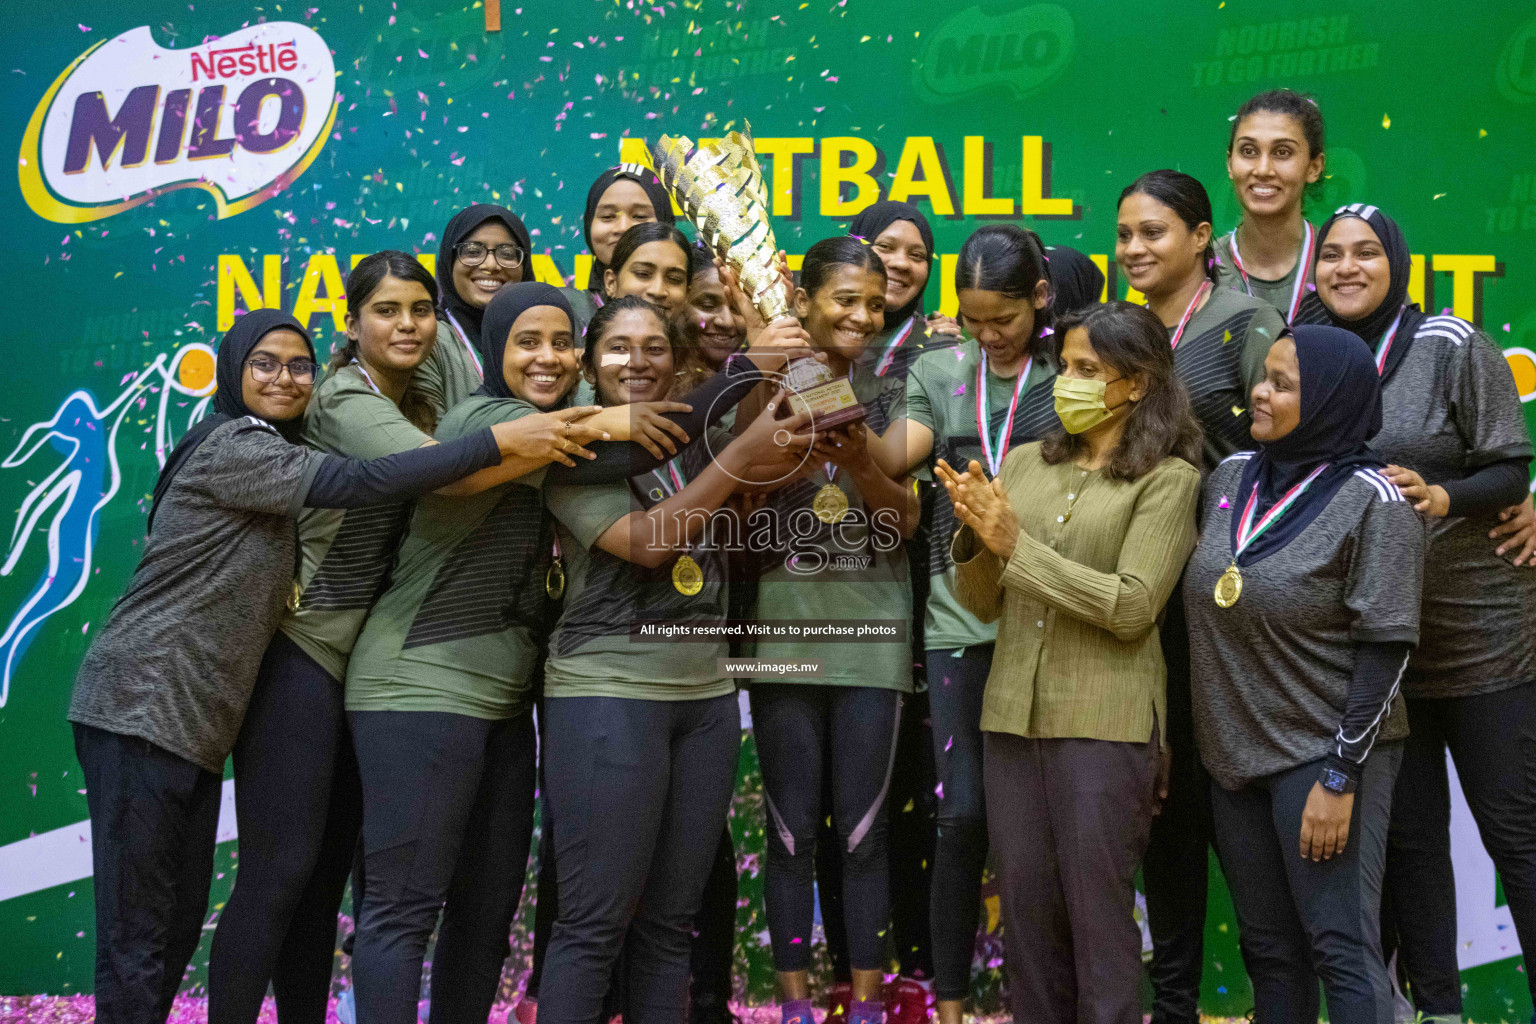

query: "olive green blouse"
left=951, top=443, right=1200, bottom=746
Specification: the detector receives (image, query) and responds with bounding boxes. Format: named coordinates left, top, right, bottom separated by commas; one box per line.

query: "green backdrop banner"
left=3, top=1, right=1534, bottom=1018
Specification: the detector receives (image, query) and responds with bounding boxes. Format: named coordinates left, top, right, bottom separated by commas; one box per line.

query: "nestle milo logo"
left=914, top=4, right=1074, bottom=102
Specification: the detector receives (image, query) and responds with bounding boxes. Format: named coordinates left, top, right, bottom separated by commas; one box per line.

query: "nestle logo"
left=190, top=41, right=299, bottom=82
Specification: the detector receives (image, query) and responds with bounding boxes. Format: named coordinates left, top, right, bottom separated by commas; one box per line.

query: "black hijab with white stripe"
left=1233, top=324, right=1388, bottom=564
left=1294, top=203, right=1425, bottom=382
left=583, top=165, right=675, bottom=292
left=149, top=309, right=313, bottom=531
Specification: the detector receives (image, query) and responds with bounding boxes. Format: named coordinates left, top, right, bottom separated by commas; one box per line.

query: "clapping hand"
left=935, top=458, right=1020, bottom=559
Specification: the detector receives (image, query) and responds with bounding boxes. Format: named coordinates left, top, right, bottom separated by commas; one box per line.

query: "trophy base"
left=786, top=378, right=866, bottom=432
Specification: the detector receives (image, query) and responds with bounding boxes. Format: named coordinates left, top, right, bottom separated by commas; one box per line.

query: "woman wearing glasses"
left=204, top=254, right=616, bottom=1024
left=426, top=204, right=535, bottom=400
left=68, top=308, right=607, bottom=1024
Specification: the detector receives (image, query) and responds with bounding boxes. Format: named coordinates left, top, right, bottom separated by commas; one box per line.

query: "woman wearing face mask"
left=208, top=254, right=608, bottom=1024
left=936, top=300, right=1200, bottom=1024
left=863, top=224, right=1058, bottom=1024
left=1295, top=204, right=1536, bottom=1023
left=1117, top=169, right=1287, bottom=1024
left=1185, top=325, right=1426, bottom=1024
left=67, top=309, right=582, bottom=1024
left=566, top=164, right=677, bottom=333
left=849, top=200, right=961, bottom=380
left=428, top=203, right=534, bottom=400
left=740, top=236, right=919, bottom=1024
left=535, top=296, right=809, bottom=1024
left=1214, top=89, right=1327, bottom=323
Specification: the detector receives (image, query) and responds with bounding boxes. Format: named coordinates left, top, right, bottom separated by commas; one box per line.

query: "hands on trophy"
left=652, top=124, right=865, bottom=434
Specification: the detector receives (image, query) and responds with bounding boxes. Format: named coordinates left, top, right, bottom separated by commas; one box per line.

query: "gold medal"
left=813, top=483, right=850, bottom=524
left=545, top=560, right=566, bottom=601
left=1214, top=563, right=1243, bottom=608
left=672, top=554, right=704, bottom=596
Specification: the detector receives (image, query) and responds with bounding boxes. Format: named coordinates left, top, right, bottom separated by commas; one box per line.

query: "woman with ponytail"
left=205, top=253, right=614, bottom=1024
left=69, top=305, right=590, bottom=1024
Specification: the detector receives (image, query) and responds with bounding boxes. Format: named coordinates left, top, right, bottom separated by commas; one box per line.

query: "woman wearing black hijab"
left=1042, top=243, right=1104, bottom=318
left=1185, top=325, right=1427, bottom=1024
left=849, top=199, right=960, bottom=380
left=1299, top=204, right=1536, bottom=1022
left=66, top=309, right=589, bottom=1024
left=428, top=203, right=535, bottom=404
left=564, top=164, right=676, bottom=334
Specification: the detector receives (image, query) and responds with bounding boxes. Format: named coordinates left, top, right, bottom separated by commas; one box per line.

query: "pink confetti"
left=1218, top=495, right=1231, bottom=510
left=952, top=384, right=965, bottom=397
left=78, top=22, right=91, bottom=31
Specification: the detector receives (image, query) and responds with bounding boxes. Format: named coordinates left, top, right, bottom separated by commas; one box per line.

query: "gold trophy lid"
left=652, top=121, right=792, bottom=323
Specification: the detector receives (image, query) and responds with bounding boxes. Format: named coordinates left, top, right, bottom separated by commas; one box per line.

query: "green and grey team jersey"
left=561, top=287, right=602, bottom=340
left=1212, top=226, right=1315, bottom=323
left=279, top=338, right=483, bottom=681
left=542, top=428, right=737, bottom=702
left=1173, top=286, right=1288, bottom=470
left=904, top=340, right=1059, bottom=650
left=856, top=312, right=962, bottom=381
left=1368, top=316, right=1536, bottom=698
left=423, top=318, right=486, bottom=407
left=345, top=395, right=549, bottom=721
left=750, top=365, right=913, bottom=691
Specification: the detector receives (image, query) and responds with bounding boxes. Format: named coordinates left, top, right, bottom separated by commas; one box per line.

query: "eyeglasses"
left=455, top=241, right=526, bottom=269
left=246, top=356, right=319, bottom=385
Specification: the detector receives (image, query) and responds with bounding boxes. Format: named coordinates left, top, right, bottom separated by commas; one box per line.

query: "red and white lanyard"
left=1227, top=220, right=1315, bottom=322
left=1372, top=305, right=1407, bottom=376
left=1233, top=462, right=1331, bottom=560
left=443, top=310, right=485, bottom=380
left=975, top=352, right=1031, bottom=476
left=1168, top=280, right=1213, bottom=351
left=873, top=315, right=919, bottom=378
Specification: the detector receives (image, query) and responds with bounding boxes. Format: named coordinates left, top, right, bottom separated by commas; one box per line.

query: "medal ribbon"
left=873, top=315, right=919, bottom=378
left=443, top=310, right=485, bottom=379
left=1168, top=280, right=1213, bottom=351
left=975, top=352, right=1032, bottom=476
left=354, top=361, right=382, bottom=395
left=1228, top=221, right=1314, bottom=322
left=649, top=458, right=689, bottom=499
left=1372, top=305, right=1407, bottom=376
left=1233, top=462, right=1331, bottom=561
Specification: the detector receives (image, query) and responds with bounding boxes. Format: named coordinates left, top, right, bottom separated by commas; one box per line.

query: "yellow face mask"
left=1053, top=375, right=1124, bottom=434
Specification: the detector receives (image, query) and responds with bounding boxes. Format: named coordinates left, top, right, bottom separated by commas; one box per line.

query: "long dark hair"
left=956, top=224, right=1055, bottom=364
left=335, top=250, right=442, bottom=433
left=580, top=294, right=689, bottom=397
left=607, top=222, right=693, bottom=285
left=1229, top=88, right=1326, bottom=205
left=1041, top=301, right=1203, bottom=481
left=1118, top=170, right=1218, bottom=284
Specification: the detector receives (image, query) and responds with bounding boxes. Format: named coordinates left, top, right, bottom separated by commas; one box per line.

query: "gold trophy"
left=653, top=123, right=864, bottom=430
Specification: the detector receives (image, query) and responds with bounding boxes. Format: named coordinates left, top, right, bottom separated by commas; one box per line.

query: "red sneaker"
left=885, top=977, right=932, bottom=1024
left=513, top=998, right=537, bottom=1024
left=824, top=982, right=854, bottom=1024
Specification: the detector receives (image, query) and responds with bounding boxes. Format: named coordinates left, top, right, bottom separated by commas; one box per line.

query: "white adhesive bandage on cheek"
left=600, top=353, right=632, bottom=367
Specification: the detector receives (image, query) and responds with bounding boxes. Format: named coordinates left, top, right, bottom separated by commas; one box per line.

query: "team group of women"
left=68, top=88, right=1536, bottom=1024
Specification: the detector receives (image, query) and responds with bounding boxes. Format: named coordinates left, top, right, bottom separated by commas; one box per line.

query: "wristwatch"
left=1320, top=766, right=1358, bottom=795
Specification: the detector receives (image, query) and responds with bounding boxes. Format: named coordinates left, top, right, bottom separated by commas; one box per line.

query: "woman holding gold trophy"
left=652, top=128, right=919, bottom=1024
